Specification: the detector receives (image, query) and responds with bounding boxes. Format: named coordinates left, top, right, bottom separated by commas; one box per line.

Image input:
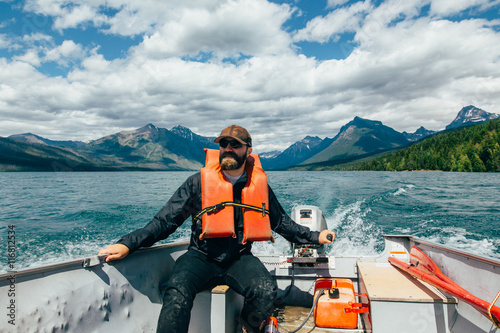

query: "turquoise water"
left=1, top=171, right=499, bottom=273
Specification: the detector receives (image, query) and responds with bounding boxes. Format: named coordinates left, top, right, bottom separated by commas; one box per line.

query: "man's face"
left=219, top=139, right=250, bottom=171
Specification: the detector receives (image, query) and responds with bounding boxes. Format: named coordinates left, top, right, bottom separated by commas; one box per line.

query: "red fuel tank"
left=313, top=278, right=368, bottom=329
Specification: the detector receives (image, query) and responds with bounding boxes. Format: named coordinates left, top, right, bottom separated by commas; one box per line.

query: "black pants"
left=156, top=250, right=277, bottom=333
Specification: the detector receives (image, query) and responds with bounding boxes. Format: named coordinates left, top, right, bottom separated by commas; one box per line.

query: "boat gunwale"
left=402, top=235, right=500, bottom=267
left=2, top=235, right=499, bottom=281
left=0, top=241, right=189, bottom=281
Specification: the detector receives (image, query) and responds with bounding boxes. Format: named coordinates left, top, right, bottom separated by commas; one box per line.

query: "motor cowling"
left=291, top=205, right=328, bottom=256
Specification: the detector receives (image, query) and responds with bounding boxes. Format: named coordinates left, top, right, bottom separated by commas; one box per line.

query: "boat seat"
left=357, top=262, right=457, bottom=333
left=189, top=285, right=244, bottom=333
left=358, top=262, right=458, bottom=302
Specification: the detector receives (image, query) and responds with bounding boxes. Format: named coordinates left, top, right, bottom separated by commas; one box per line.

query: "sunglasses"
left=219, top=139, right=246, bottom=149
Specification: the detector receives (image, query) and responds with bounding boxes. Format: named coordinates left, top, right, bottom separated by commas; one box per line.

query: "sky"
left=1, top=0, right=500, bottom=152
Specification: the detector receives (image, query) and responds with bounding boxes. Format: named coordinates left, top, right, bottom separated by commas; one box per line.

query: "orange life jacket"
left=199, top=148, right=274, bottom=244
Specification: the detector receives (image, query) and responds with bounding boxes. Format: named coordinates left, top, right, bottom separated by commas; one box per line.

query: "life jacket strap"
left=194, top=201, right=269, bottom=221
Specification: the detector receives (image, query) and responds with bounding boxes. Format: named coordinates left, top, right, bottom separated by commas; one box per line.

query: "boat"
left=1, top=205, right=499, bottom=332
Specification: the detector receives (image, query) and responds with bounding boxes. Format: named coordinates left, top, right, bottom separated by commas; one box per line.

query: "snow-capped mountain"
left=445, top=105, right=499, bottom=130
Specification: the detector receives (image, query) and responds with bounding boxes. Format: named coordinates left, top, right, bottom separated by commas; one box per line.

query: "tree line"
left=357, top=119, right=500, bottom=172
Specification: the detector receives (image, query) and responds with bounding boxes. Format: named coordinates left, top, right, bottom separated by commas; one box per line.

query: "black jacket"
left=117, top=172, right=320, bottom=263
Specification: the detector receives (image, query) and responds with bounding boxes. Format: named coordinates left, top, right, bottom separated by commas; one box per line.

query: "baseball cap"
left=214, top=125, right=252, bottom=147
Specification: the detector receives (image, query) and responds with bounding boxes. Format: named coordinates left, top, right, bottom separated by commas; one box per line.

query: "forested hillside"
left=358, top=119, right=500, bottom=172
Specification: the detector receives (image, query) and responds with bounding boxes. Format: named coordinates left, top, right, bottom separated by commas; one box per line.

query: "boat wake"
left=252, top=200, right=384, bottom=257
left=326, top=201, right=383, bottom=256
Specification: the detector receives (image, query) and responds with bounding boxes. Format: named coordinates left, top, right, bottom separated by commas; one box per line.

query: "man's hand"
left=98, top=244, right=130, bottom=262
left=319, top=230, right=335, bottom=244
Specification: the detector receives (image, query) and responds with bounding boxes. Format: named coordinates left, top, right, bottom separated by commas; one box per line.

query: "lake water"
left=1, top=171, right=499, bottom=273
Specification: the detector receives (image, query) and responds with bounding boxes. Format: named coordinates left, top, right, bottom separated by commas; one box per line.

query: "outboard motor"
left=275, top=205, right=331, bottom=303
left=291, top=205, right=328, bottom=256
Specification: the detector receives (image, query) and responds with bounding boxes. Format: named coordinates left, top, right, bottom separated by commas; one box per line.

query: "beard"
left=220, top=150, right=247, bottom=171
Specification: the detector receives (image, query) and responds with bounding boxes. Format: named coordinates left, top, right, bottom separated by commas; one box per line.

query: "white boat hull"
left=1, top=235, right=499, bottom=333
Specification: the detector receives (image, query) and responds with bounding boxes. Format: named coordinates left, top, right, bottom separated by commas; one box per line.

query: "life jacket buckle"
left=210, top=203, right=225, bottom=214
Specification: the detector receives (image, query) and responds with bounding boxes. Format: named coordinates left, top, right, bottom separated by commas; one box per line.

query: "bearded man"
left=99, top=125, right=335, bottom=333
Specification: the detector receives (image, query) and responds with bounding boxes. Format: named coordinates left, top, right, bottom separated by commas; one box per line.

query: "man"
left=98, top=125, right=335, bottom=333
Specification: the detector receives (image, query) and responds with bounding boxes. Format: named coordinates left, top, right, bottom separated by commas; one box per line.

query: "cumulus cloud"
left=22, top=32, right=52, bottom=43
left=44, top=40, right=86, bottom=66
left=293, top=1, right=371, bottom=43
left=0, top=34, right=13, bottom=49
left=137, top=0, right=294, bottom=59
left=13, top=49, right=41, bottom=66
left=9, top=36, right=87, bottom=68
left=23, top=0, right=105, bottom=29
left=52, top=4, right=107, bottom=31
left=430, top=0, right=500, bottom=16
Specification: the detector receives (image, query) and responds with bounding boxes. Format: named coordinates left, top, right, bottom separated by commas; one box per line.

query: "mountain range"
left=1, top=105, right=498, bottom=172
left=261, top=105, right=498, bottom=169
left=77, top=124, right=218, bottom=170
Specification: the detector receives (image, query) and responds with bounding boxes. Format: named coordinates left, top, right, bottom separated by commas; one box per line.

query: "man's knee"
left=162, top=285, right=195, bottom=308
left=254, top=275, right=277, bottom=300
left=161, top=267, right=200, bottom=304
left=241, top=276, right=277, bottom=313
